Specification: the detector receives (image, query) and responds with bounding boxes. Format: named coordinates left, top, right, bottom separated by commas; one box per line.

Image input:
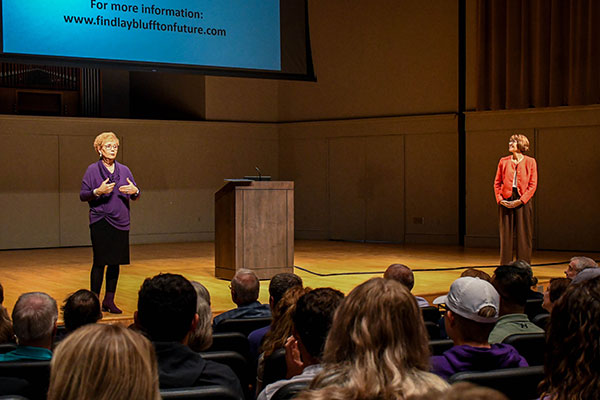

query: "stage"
left=0, top=240, right=576, bottom=325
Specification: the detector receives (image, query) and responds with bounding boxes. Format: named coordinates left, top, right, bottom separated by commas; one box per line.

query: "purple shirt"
left=431, top=343, right=528, bottom=380
left=80, top=161, right=138, bottom=230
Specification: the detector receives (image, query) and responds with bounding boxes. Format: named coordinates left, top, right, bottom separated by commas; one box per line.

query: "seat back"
left=531, top=313, right=549, bottom=330
left=502, top=333, right=546, bottom=366
left=271, top=380, right=310, bottom=400
left=160, top=385, right=242, bottom=400
left=199, top=351, right=250, bottom=394
left=0, top=344, right=17, bottom=354
left=207, top=332, right=251, bottom=362
left=448, top=365, right=544, bottom=400
left=424, top=321, right=440, bottom=340
left=262, top=347, right=287, bottom=388
left=0, top=360, right=51, bottom=400
left=421, top=306, right=441, bottom=323
left=428, top=339, right=454, bottom=356
left=213, top=317, right=272, bottom=337
left=524, top=298, right=545, bottom=321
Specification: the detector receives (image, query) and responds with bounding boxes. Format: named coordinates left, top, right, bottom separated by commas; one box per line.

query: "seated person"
left=542, top=277, right=570, bottom=313
left=212, top=269, right=271, bottom=327
left=509, top=260, right=543, bottom=300
left=384, top=264, right=430, bottom=307
left=539, top=276, right=600, bottom=399
left=488, top=265, right=545, bottom=343
left=61, top=289, right=102, bottom=336
left=0, top=292, right=57, bottom=361
left=431, top=277, right=528, bottom=380
left=0, top=282, right=14, bottom=344
left=564, top=256, right=597, bottom=279
left=188, top=281, right=213, bottom=352
left=257, top=287, right=344, bottom=400
left=134, top=273, right=243, bottom=397
left=249, top=273, right=303, bottom=360
left=47, top=323, right=160, bottom=400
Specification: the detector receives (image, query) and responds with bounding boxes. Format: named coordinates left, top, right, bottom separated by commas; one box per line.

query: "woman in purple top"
left=80, top=132, right=140, bottom=314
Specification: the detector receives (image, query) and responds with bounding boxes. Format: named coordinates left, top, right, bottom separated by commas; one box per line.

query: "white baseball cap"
left=434, top=277, right=499, bottom=323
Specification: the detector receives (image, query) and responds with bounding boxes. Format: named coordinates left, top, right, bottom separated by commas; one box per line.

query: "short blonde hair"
left=48, top=324, right=160, bottom=400
left=510, top=134, right=530, bottom=152
left=93, top=132, right=119, bottom=153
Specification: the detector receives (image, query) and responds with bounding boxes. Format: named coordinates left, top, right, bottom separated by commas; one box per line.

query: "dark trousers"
left=498, top=190, right=533, bottom=265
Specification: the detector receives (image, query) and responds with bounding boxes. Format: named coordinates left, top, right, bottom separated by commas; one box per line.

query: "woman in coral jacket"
left=494, top=134, right=537, bottom=265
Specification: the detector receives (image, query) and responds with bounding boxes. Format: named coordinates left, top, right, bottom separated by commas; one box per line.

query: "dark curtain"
left=476, top=0, right=600, bottom=110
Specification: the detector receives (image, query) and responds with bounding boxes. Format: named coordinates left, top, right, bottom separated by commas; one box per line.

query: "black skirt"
left=90, top=218, right=130, bottom=266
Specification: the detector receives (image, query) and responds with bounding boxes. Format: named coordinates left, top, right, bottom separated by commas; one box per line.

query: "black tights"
left=90, top=264, right=120, bottom=295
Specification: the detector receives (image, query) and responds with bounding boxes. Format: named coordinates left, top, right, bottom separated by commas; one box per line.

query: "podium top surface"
left=215, top=180, right=294, bottom=198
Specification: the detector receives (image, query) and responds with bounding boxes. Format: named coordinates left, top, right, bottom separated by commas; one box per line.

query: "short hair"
left=188, top=282, right=213, bottom=352
left=451, top=309, right=497, bottom=343
left=383, top=264, right=415, bottom=290
left=570, top=256, right=598, bottom=274
left=548, top=277, right=571, bottom=303
left=292, top=288, right=344, bottom=359
left=461, top=268, right=492, bottom=282
left=492, top=265, right=532, bottom=307
left=509, top=134, right=530, bottom=152
left=231, top=269, right=260, bottom=305
left=62, top=289, right=102, bottom=333
left=269, top=273, right=303, bottom=306
left=12, top=292, right=58, bottom=343
left=540, top=277, right=600, bottom=399
left=508, top=259, right=538, bottom=286
left=93, top=132, right=119, bottom=153
left=137, top=273, right=197, bottom=342
left=48, top=324, right=160, bottom=400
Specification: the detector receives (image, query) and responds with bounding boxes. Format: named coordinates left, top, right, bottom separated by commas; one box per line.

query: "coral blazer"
left=494, top=155, right=537, bottom=204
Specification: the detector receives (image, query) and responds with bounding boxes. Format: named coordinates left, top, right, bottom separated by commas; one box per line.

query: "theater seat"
left=428, top=339, right=454, bottom=356
left=502, top=333, right=546, bottom=366
left=0, top=360, right=51, bottom=400
left=448, top=365, right=544, bottom=400
left=421, top=306, right=441, bottom=323
left=207, top=332, right=251, bottom=362
left=0, top=344, right=17, bottom=354
left=213, top=317, right=272, bottom=337
left=160, top=385, right=242, bottom=400
left=271, top=381, right=310, bottom=400
left=262, top=347, right=287, bottom=388
left=531, top=313, right=549, bottom=330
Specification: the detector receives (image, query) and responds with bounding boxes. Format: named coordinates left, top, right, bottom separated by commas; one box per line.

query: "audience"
left=430, top=277, right=527, bottom=380
left=509, top=259, right=543, bottom=300
left=296, top=278, right=448, bottom=400
left=257, top=287, right=343, bottom=400
left=249, top=272, right=303, bottom=360
left=564, top=256, right=597, bottom=279
left=488, top=265, right=544, bottom=343
left=47, top=323, right=160, bottom=400
left=384, top=263, right=430, bottom=307
left=539, top=276, right=600, bottom=399
left=212, top=268, right=271, bottom=327
left=188, top=281, right=213, bottom=352
left=0, top=292, right=57, bottom=361
left=61, top=289, right=102, bottom=334
left=461, top=268, right=492, bottom=282
left=542, top=277, right=570, bottom=313
left=134, top=273, right=243, bottom=397
left=256, top=285, right=310, bottom=394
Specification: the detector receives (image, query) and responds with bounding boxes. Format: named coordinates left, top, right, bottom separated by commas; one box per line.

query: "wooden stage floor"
left=0, top=240, right=579, bottom=324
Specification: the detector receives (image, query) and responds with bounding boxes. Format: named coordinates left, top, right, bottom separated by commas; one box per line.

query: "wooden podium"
left=214, top=181, right=294, bottom=280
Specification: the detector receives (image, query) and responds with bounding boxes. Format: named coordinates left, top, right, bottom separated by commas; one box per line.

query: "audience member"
left=539, top=276, right=600, bottom=399
left=256, top=285, right=310, bottom=394
left=0, top=281, right=14, bottom=344
left=61, top=289, right=102, bottom=334
left=249, top=273, right=303, bottom=360
left=488, top=265, right=544, bottom=343
left=47, top=323, right=160, bottom=400
left=0, top=292, right=57, bottom=361
left=296, top=278, right=448, bottom=400
left=257, top=287, right=343, bottom=400
left=542, top=278, right=570, bottom=313
left=430, top=277, right=527, bottom=380
left=188, top=281, right=213, bottom=352
left=443, top=382, right=509, bottom=400
left=509, top=259, right=543, bottom=300
left=564, top=256, right=598, bottom=279
left=461, top=268, right=492, bottom=282
left=135, top=273, right=243, bottom=396
left=384, top=263, right=430, bottom=307
left=212, top=269, right=271, bottom=327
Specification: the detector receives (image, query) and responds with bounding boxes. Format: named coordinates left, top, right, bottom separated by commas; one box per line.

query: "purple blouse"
left=80, top=161, right=139, bottom=231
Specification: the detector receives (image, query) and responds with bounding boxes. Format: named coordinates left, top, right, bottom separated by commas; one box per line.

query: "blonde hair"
left=297, top=278, right=448, bottom=400
left=509, top=134, right=530, bottom=152
left=48, top=324, right=160, bottom=400
left=93, top=132, right=119, bottom=153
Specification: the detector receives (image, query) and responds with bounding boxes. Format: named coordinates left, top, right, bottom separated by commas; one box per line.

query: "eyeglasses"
left=103, top=144, right=119, bottom=150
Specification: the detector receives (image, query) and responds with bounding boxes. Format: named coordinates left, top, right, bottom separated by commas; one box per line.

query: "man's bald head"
left=231, top=269, right=260, bottom=306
